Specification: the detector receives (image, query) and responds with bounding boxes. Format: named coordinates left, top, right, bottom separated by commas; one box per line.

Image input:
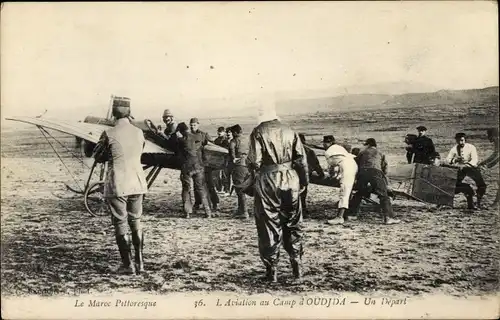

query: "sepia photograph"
left=1, top=2, right=499, bottom=319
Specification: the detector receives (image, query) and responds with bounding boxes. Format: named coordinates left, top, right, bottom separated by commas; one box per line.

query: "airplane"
left=6, top=95, right=459, bottom=217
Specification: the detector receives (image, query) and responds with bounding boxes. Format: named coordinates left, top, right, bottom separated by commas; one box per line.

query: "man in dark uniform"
left=177, top=118, right=213, bottom=218
left=349, top=138, right=400, bottom=225
left=247, top=103, right=309, bottom=282
left=93, top=97, right=148, bottom=274
left=410, top=126, right=436, bottom=164
left=213, top=127, right=228, bottom=192
left=298, top=133, right=325, bottom=217
left=229, top=124, right=250, bottom=219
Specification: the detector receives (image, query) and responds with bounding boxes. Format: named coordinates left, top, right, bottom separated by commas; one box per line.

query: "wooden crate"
left=388, top=164, right=458, bottom=206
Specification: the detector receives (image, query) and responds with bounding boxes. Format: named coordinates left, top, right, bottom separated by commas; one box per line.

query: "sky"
left=1, top=2, right=498, bottom=120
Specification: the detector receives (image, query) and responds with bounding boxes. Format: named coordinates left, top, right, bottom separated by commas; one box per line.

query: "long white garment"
left=325, top=145, right=358, bottom=208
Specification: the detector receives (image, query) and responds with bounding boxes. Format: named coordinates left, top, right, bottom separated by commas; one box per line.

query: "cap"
left=364, top=138, right=377, bottom=147
left=190, top=118, right=199, bottom=124
left=112, top=97, right=131, bottom=119
left=217, top=126, right=225, bottom=132
left=163, top=109, right=174, bottom=117
left=112, top=97, right=130, bottom=108
left=323, top=135, right=335, bottom=143
left=416, top=126, right=427, bottom=131
left=455, top=132, right=466, bottom=140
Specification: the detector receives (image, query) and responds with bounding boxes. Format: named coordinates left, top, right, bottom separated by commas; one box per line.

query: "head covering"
left=112, top=97, right=131, bottom=119
left=364, top=138, right=377, bottom=147
left=455, top=132, right=466, bottom=140
left=217, top=126, right=225, bottom=133
left=257, top=97, right=279, bottom=124
left=298, top=133, right=306, bottom=143
left=163, top=109, right=174, bottom=117
left=190, top=118, right=199, bottom=124
left=323, top=135, right=335, bottom=144
left=112, top=97, right=130, bottom=108
left=230, top=124, right=242, bottom=134
left=416, top=125, right=427, bottom=131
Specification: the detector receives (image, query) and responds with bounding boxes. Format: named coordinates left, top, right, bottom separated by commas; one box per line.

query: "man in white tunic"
left=322, top=135, right=358, bottom=225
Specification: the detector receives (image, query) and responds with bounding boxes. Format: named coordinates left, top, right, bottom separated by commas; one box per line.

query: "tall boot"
left=291, top=258, right=302, bottom=280
left=265, top=265, right=278, bottom=283
left=115, top=234, right=134, bottom=275
left=131, top=230, right=145, bottom=274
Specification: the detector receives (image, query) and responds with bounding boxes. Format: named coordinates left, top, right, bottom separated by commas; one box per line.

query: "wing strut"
left=37, top=126, right=88, bottom=193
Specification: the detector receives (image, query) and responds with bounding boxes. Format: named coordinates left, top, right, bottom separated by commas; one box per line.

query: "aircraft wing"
left=5, top=116, right=170, bottom=155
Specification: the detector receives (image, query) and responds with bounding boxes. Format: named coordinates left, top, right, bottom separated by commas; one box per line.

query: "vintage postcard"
left=1, top=1, right=498, bottom=319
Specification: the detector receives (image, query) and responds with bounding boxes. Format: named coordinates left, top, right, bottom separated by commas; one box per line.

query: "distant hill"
left=382, top=86, right=499, bottom=108
left=276, top=86, right=499, bottom=116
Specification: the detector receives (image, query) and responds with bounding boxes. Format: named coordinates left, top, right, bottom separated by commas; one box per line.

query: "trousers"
left=334, top=158, right=358, bottom=209
left=455, top=166, right=487, bottom=200
left=180, top=169, right=211, bottom=215
left=107, top=194, right=143, bottom=235
left=349, top=168, right=395, bottom=218
left=254, top=169, right=303, bottom=268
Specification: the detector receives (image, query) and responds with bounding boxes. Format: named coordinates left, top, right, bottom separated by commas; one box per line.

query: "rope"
left=38, top=126, right=85, bottom=193
left=413, top=177, right=455, bottom=197
left=39, top=127, right=101, bottom=180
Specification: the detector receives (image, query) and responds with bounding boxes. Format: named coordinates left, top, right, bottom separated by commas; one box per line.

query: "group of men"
left=404, top=125, right=499, bottom=210
left=94, top=97, right=498, bottom=283
left=93, top=98, right=310, bottom=281
left=156, top=109, right=251, bottom=219
left=299, top=134, right=401, bottom=226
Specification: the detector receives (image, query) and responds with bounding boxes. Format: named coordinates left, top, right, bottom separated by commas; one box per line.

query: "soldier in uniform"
left=229, top=124, right=250, bottom=219
left=223, top=128, right=234, bottom=194
left=410, top=126, right=436, bottom=164
left=178, top=118, right=213, bottom=218
left=247, top=102, right=309, bottom=282
left=213, top=127, right=228, bottom=193
left=298, top=133, right=324, bottom=217
left=93, top=97, right=148, bottom=275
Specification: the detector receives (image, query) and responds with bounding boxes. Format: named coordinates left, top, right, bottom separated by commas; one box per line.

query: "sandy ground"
left=1, top=105, right=499, bottom=297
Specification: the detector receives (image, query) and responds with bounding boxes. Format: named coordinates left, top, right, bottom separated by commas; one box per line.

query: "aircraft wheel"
left=84, top=181, right=109, bottom=217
